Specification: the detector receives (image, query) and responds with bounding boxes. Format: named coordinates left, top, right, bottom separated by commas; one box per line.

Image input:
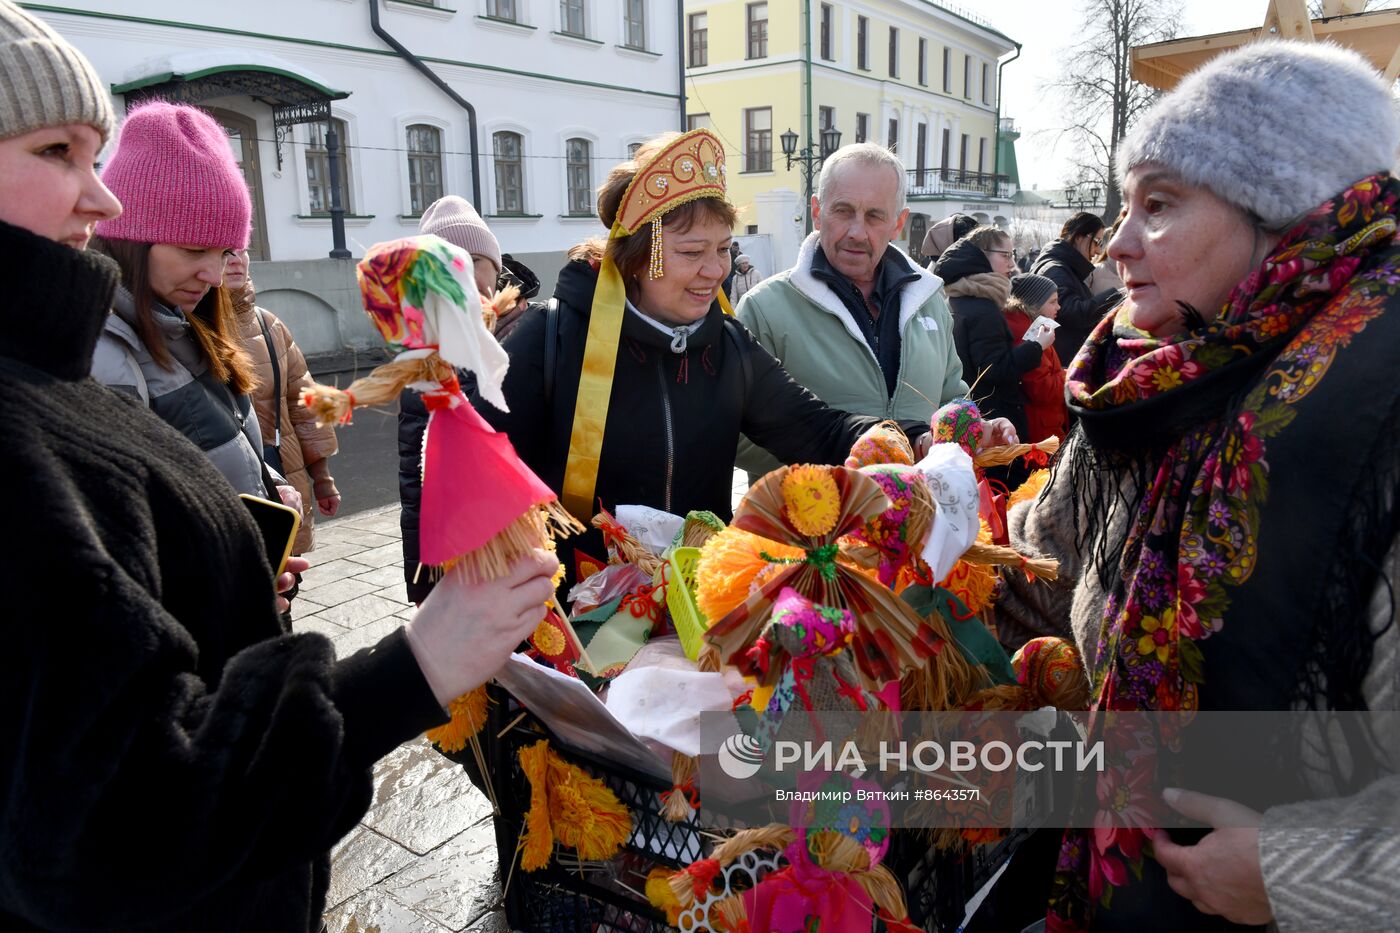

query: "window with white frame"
left=918, top=38, right=927, bottom=85
left=560, top=0, right=585, bottom=36
left=493, top=131, right=525, bottom=213
left=887, top=117, right=898, bottom=154
left=624, top=0, right=645, bottom=49
left=487, top=0, right=516, bottom=21
left=306, top=119, right=352, bottom=214
left=888, top=27, right=898, bottom=79
left=687, top=112, right=712, bottom=131
left=855, top=112, right=869, bottom=143
left=406, top=124, right=444, bottom=216
left=982, top=62, right=991, bottom=104
left=819, top=3, right=833, bottom=61
left=566, top=137, right=592, bottom=214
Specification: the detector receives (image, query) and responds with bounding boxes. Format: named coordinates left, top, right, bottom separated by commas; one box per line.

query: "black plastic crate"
left=477, top=686, right=730, bottom=929
left=469, top=684, right=1037, bottom=932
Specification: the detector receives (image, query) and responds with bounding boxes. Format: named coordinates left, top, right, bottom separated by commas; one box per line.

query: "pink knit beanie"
left=96, top=101, right=250, bottom=249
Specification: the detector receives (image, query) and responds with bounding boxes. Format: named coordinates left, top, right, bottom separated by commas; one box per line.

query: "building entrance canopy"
left=113, top=49, right=354, bottom=259
left=113, top=49, right=351, bottom=170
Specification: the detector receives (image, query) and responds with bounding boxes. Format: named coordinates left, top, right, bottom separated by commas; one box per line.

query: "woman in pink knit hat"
left=89, top=100, right=271, bottom=497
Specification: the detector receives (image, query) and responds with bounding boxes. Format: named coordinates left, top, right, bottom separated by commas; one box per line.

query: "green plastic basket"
left=666, top=547, right=708, bottom=660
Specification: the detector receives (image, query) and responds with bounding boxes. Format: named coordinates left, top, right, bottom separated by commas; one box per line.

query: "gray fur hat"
left=1117, top=40, right=1399, bottom=230
left=0, top=0, right=114, bottom=142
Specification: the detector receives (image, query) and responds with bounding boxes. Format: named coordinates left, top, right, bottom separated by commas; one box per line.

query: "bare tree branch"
left=1049, top=0, right=1185, bottom=219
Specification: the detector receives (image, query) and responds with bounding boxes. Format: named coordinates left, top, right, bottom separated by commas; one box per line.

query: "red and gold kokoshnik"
left=612, top=129, right=728, bottom=236
left=562, top=129, right=731, bottom=521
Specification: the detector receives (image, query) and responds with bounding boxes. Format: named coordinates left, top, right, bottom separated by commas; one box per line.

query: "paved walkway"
left=298, top=505, right=505, bottom=933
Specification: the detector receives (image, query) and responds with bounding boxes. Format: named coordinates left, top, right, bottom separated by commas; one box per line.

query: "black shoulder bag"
left=255, top=308, right=285, bottom=475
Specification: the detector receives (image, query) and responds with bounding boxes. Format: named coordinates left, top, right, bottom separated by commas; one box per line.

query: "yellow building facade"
left=684, top=0, right=1018, bottom=266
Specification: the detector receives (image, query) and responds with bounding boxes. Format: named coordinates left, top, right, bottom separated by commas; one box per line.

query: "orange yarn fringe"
left=517, top=739, right=631, bottom=871
left=1008, top=467, right=1052, bottom=510
left=694, top=526, right=803, bottom=621
left=424, top=685, right=489, bottom=753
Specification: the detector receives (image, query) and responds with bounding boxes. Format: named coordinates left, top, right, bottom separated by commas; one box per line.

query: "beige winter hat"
left=0, top=0, right=115, bottom=142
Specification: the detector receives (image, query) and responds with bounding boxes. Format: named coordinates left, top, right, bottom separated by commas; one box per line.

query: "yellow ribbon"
left=562, top=242, right=627, bottom=520
left=561, top=229, right=736, bottom=520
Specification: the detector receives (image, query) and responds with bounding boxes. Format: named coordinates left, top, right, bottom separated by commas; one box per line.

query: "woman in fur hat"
left=996, top=40, right=1400, bottom=931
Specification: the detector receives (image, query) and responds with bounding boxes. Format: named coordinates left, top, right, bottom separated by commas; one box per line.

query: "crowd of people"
left=3, top=0, right=1397, bottom=927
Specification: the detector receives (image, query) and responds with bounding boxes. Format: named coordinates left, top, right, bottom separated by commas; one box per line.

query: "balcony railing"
left=907, top=167, right=1013, bottom=199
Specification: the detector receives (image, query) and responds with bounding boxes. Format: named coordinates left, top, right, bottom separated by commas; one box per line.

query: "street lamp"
left=1065, top=182, right=1081, bottom=211
left=1066, top=183, right=1103, bottom=215
left=781, top=125, right=843, bottom=233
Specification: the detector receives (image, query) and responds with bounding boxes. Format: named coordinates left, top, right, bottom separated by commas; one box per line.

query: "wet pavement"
left=298, top=505, right=506, bottom=933
left=309, top=471, right=750, bottom=932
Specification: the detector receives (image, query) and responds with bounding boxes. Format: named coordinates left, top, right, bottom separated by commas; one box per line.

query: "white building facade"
left=30, top=0, right=683, bottom=353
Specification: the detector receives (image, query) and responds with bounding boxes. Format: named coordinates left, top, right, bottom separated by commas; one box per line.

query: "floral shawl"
left=1047, top=174, right=1400, bottom=929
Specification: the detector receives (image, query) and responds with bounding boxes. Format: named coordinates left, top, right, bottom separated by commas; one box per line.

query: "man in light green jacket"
left=736, top=143, right=971, bottom=477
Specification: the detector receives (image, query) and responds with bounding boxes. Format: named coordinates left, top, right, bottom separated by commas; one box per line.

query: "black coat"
left=1031, top=239, right=1119, bottom=366
left=0, top=221, right=445, bottom=931
left=399, top=258, right=907, bottom=600
left=934, top=239, right=1041, bottom=442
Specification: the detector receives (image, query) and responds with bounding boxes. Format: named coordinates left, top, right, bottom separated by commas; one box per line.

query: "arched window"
left=406, top=124, right=444, bottom=216
left=493, top=131, right=525, bottom=214
left=566, top=137, right=592, bottom=216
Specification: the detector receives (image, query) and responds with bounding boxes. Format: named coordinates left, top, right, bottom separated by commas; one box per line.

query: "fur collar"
left=944, top=271, right=1011, bottom=304
left=787, top=232, right=943, bottom=347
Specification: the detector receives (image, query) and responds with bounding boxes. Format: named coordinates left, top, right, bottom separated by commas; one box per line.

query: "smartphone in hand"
left=239, top=494, right=301, bottom=576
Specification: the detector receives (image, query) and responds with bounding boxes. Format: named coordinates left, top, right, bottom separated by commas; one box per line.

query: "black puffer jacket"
left=399, top=258, right=914, bottom=601
left=934, top=239, right=1040, bottom=442
left=1030, top=238, right=1120, bottom=366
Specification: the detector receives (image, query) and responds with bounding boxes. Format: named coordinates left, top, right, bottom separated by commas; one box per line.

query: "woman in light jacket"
left=89, top=100, right=266, bottom=496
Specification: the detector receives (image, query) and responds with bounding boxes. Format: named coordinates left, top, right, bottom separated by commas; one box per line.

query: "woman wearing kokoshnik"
left=992, top=42, right=1400, bottom=931
left=467, top=129, right=934, bottom=583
